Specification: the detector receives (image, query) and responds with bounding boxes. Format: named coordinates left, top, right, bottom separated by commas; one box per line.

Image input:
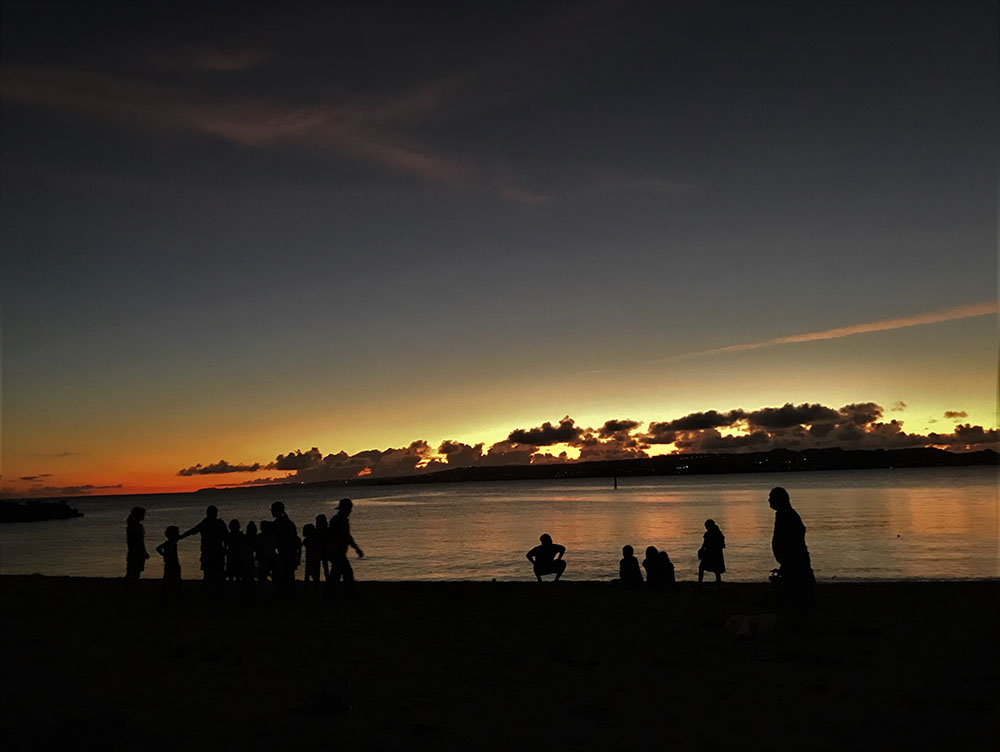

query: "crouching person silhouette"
left=526, top=534, right=566, bottom=582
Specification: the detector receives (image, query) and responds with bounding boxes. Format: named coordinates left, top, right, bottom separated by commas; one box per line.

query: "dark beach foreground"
left=2, top=577, right=997, bottom=751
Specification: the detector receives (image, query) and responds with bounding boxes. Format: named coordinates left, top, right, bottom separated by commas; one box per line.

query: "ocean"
left=1, top=466, right=997, bottom=581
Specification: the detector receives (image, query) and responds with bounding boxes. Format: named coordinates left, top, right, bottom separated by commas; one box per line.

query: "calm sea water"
left=1, top=467, right=997, bottom=581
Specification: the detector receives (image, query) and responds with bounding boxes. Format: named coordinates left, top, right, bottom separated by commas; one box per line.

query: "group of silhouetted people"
left=127, top=486, right=815, bottom=606
left=125, top=498, right=364, bottom=597
left=524, top=487, right=815, bottom=606
left=618, top=544, right=676, bottom=589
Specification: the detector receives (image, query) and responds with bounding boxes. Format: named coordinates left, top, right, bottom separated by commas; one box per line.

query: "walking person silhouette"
left=698, top=519, right=726, bottom=590
left=769, top=487, right=816, bottom=607
left=327, top=498, right=364, bottom=598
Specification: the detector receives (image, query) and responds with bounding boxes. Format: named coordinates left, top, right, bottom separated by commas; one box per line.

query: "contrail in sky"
left=681, top=300, right=999, bottom=358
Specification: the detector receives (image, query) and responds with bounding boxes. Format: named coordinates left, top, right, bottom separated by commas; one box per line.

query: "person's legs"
left=553, top=559, right=566, bottom=581
left=698, top=565, right=705, bottom=584
left=327, top=555, right=348, bottom=598
left=342, top=558, right=356, bottom=594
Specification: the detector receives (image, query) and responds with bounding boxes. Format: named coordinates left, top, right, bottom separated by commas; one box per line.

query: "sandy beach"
left=2, top=576, right=997, bottom=750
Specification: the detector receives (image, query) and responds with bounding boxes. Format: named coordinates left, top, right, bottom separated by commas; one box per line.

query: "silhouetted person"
left=619, top=544, right=643, bottom=588
left=179, top=505, right=228, bottom=586
left=225, top=519, right=244, bottom=583
left=242, top=520, right=259, bottom=585
left=256, top=520, right=276, bottom=584
left=327, top=498, right=364, bottom=597
left=769, top=487, right=816, bottom=605
left=526, top=534, right=566, bottom=582
left=315, top=513, right=331, bottom=581
left=125, top=506, right=149, bottom=581
left=270, top=501, right=300, bottom=593
left=155, top=525, right=182, bottom=589
left=698, top=519, right=726, bottom=590
left=659, top=549, right=676, bottom=588
left=302, top=523, right=322, bottom=587
left=643, top=545, right=673, bottom=590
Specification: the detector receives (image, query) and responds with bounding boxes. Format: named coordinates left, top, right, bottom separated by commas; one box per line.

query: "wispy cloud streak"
left=684, top=301, right=999, bottom=358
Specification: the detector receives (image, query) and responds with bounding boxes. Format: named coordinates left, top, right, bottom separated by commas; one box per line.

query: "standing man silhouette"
left=327, top=498, right=364, bottom=597
left=768, top=487, right=815, bottom=605
left=125, top=506, right=149, bottom=582
left=270, top=501, right=300, bottom=594
left=180, top=505, right=228, bottom=587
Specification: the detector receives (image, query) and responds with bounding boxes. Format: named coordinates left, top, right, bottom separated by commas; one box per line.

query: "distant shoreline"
left=1, top=446, right=994, bottom=502
left=198, top=445, right=996, bottom=496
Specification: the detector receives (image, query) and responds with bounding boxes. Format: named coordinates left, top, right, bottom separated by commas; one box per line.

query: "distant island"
left=0, top=499, right=84, bottom=523
left=200, top=446, right=998, bottom=494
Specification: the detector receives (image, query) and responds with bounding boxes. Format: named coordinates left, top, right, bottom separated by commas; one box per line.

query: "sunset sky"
left=2, top=1, right=997, bottom=497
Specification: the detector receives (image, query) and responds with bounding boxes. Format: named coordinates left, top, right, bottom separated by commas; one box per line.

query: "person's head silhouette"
left=229, top=519, right=240, bottom=532
left=622, top=544, right=634, bottom=557
left=337, top=498, right=353, bottom=516
left=129, top=506, right=145, bottom=521
left=165, top=525, right=179, bottom=540
left=206, top=505, right=218, bottom=519
left=769, top=487, right=790, bottom=510
left=271, top=501, right=285, bottom=518
left=540, top=533, right=552, bottom=545
left=645, top=545, right=658, bottom=559
left=705, top=519, right=715, bottom=530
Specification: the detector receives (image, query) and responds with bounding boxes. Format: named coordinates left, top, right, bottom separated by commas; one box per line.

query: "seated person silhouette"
left=643, top=545, right=674, bottom=590
left=526, top=533, right=566, bottom=582
left=619, top=544, right=643, bottom=588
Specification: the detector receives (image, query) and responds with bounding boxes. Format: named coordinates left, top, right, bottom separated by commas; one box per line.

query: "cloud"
left=178, top=401, right=999, bottom=489
left=438, top=440, right=487, bottom=467
left=645, top=423, right=677, bottom=445
left=673, top=429, right=773, bottom=452
left=508, top=417, right=583, bottom=446
left=1, top=483, right=124, bottom=498
left=19, top=474, right=53, bottom=481
left=944, top=411, right=968, bottom=419
left=0, top=66, right=472, bottom=186
left=749, top=403, right=848, bottom=429
left=642, top=402, right=998, bottom=454
left=271, top=447, right=324, bottom=471
left=577, top=436, right=649, bottom=462
left=934, top=424, right=1000, bottom=448
left=682, top=301, right=999, bottom=358
left=265, top=441, right=442, bottom=482
left=177, top=460, right=262, bottom=476
left=597, top=419, right=641, bottom=439
left=480, top=441, right=538, bottom=467
left=656, top=410, right=746, bottom=432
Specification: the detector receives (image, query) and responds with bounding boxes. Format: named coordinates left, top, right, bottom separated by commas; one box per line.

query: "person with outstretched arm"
left=327, top=498, right=364, bottom=597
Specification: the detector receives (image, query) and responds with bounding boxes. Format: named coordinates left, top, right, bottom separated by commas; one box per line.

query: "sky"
left=1, top=0, right=997, bottom=497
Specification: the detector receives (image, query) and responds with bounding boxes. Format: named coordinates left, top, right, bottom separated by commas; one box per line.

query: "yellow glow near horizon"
left=2, top=311, right=996, bottom=498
